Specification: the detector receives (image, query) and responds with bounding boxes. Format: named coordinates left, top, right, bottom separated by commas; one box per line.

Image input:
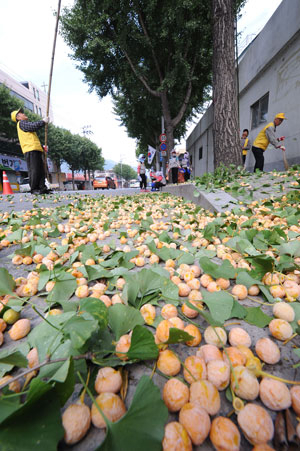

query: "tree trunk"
left=160, top=91, right=175, bottom=176
left=212, top=0, right=242, bottom=169
left=72, top=170, right=75, bottom=190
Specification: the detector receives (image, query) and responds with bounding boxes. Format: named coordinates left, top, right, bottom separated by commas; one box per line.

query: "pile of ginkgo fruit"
left=0, top=191, right=299, bottom=450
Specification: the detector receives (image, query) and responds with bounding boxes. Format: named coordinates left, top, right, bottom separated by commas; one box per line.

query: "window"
left=9, top=89, right=34, bottom=111
left=39, top=108, right=42, bottom=116
left=33, top=87, right=36, bottom=98
left=36, top=90, right=40, bottom=101
left=251, top=93, right=269, bottom=129
left=199, top=147, right=203, bottom=160
left=35, top=105, right=38, bottom=114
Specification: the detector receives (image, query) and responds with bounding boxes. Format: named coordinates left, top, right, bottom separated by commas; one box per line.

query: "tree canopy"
left=60, top=0, right=213, bottom=156
left=113, top=163, right=137, bottom=181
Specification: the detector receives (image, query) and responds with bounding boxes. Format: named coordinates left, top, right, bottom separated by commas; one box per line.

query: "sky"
left=0, top=0, right=283, bottom=168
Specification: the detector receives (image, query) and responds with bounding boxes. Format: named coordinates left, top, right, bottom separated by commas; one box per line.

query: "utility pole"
left=41, top=82, right=48, bottom=93
left=119, top=154, right=125, bottom=188
left=82, top=125, right=93, bottom=189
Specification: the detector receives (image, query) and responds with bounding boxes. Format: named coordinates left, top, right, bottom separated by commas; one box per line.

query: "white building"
left=187, top=0, right=300, bottom=175
left=0, top=67, right=53, bottom=120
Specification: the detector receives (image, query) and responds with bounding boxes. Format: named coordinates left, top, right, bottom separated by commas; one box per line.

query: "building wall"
left=0, top=68, right=53, bottom=120
left=187, top=106, right=214, bottom=176
left=187, top=0, right=300, bottom=175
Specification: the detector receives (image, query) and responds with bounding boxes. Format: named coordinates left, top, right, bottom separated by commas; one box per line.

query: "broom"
left=281, top=146, right=289, bottom=171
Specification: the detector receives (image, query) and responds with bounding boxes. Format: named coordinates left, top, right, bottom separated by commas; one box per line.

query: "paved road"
left=0, top=188, right=141, bottom=213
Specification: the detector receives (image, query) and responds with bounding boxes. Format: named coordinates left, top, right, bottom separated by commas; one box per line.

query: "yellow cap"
left=11, top=108, right=23, bottom=122
left=275, top=113, right=287, bottom=120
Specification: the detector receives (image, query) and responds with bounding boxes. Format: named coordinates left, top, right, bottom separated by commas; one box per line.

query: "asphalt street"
left=0, top=188, right=141, bottom=213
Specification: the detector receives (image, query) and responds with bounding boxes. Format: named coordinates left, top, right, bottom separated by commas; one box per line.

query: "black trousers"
left=252, top=146, right=264, bottom=171
left=183, top=168, right=190, bottom=181
left=242, top=154, right=246, bottom=164
left=171, top=167, right=178, bottom=184
left=140, top=173, right=147, bottom=189
left=154, top=181, right=164, bottom=190
left=25, top=151, right=46, bottom=191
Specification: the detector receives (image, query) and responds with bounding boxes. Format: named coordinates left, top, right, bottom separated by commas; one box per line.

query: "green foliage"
left=194, top=164, right=247, bottom=192
left=108, top=304, right=144, bottom=341
left=60, top=0, right=215, bottom=152
left=113, top=163, right=137, bottom=181
left=98, top=376, right=168, bottom=451
left=0, top=379, right=64, bottom=451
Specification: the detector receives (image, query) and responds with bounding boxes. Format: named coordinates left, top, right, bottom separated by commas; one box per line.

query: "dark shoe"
left=30, top=189, right=40, bottom=194
left=39, top=188, right=52, bottom=194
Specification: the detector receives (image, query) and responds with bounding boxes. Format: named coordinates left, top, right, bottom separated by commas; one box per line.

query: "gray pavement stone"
left=0, top=182, right=300, bottom=450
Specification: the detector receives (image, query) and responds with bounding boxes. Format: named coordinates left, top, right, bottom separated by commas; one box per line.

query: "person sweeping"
left=251, top=113, right=286, bottom=171
left=11, top=108, right=50, bottom=194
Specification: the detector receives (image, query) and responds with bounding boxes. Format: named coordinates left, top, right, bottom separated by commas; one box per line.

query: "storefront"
left=0, top=154, right=27, bottom=192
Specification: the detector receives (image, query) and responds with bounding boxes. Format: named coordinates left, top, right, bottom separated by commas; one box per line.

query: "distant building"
left=187, top=0, right=300, bottom=175
left=0, top=67, right=53, bottom=120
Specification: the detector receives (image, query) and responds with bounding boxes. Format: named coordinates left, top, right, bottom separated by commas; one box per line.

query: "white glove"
left=280, top=146, right=286, bottom=151
left=42, top=116, right=50, bottom=123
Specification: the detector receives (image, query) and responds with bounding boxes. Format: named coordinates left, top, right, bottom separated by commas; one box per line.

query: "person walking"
left=11, top=108, right=50, bottom=194
left=241, top=129, right=251, bottom=165
left=137, top=154, right=148, bottom=191
left=168, top=149, right=180, bottom=184
left=251, top=113, right=286, bottom=172
left=180, top=151, right=191, bottom=181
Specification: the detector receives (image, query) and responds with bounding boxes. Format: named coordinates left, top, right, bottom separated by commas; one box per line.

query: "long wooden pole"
left=44, top=0, right=62, bottom=181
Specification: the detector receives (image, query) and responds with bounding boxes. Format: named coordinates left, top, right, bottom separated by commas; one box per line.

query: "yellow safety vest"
left=242, top=138, right=249, bottom=155
left=253, top=122, right=274, bottom=151
left=17, top=122, right=43, bottom=154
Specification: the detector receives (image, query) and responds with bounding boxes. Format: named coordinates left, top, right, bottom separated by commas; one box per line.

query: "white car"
left=129, top=180, right=140, bottom=188
left=19, top=177, right=52, bottom=193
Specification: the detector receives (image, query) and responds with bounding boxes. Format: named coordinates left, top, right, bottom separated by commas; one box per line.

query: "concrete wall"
left=187, top=104, right=214, bottom=176
left=187, top=0, right=300, bottom=175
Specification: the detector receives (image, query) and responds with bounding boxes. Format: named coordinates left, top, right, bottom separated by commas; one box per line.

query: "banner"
left=148, top=145, right=156, bottom=165
left=0, top=154, right=27, bottom=172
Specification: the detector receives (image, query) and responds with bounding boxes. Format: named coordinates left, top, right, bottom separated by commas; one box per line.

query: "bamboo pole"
left=44, top=0, right=62, bottom=181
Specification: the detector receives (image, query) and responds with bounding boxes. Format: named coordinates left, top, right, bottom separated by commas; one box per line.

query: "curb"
left=161, top=183, right=238, bottom=213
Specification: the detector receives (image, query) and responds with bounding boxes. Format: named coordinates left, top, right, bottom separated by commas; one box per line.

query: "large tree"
left=60, top=0, right=213, bottom=157
left=212, top=0, right=244, bottom=168
left=113, top=163, right=137, bottom=181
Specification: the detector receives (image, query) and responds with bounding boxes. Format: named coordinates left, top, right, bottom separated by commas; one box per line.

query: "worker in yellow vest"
left=240, top=129, right=251, bottom=165
left=11, top=108, right=50, bottom=194
left=251, top=113, right=286, bottom=171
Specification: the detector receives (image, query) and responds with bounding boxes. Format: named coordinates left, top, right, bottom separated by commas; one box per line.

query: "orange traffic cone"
left=2, top=171, right=13, bottom=194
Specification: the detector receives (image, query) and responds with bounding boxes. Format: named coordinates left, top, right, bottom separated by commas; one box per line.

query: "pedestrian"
left=241, top=129, right=251, bottom=165
left=137, top=154, right=148, bottom=191
left=180, top=150, right=191, bottom=181
left=168, top=149, right=180, bottom=184
left=251, top=113, right=286, bottom=172
left=151, top=171, right=166, bottom=191
left=11, top=108, right=50, bottom=194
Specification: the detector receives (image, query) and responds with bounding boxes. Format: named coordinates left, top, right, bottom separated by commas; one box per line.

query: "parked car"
left=129, top=180, right=140, bottom=188
left=19, top=177, right=53, bottom=193
left=93, top=176, right=116, bottom=190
